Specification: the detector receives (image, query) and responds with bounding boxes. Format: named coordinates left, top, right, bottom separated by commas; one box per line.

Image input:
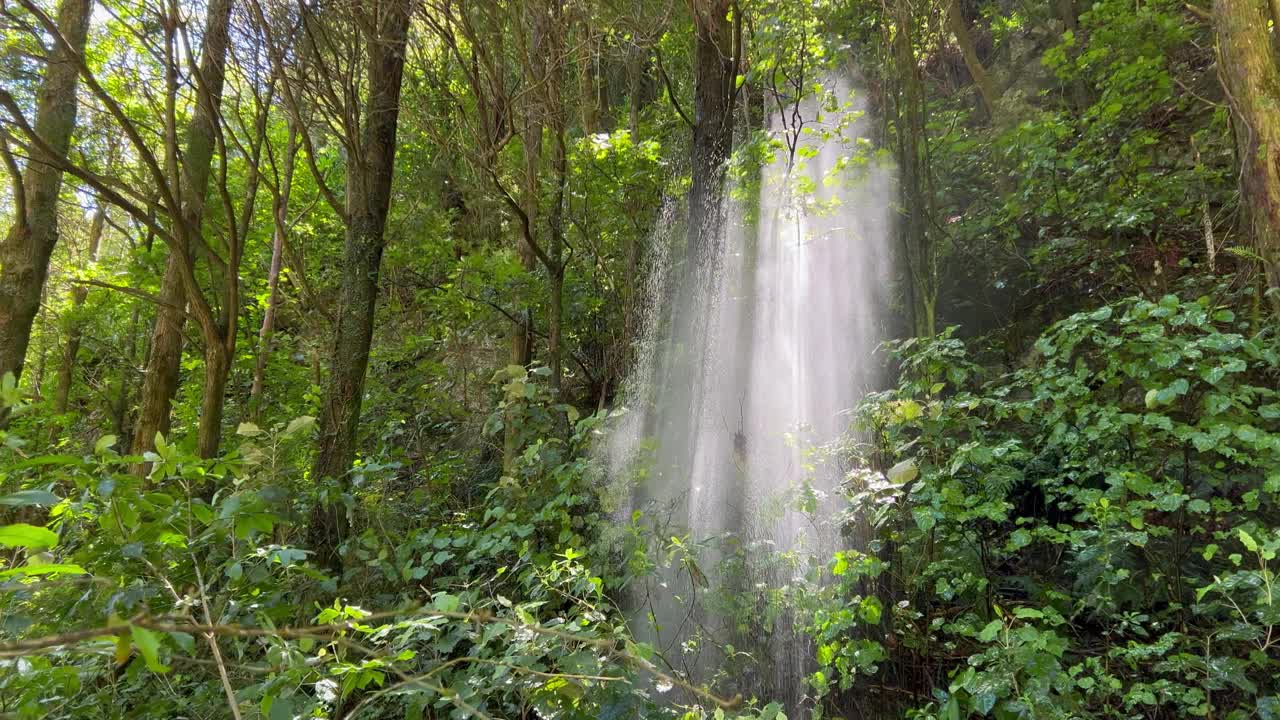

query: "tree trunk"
left=309, top=0, right=411, bottom=561
left=53, top=206, right=105, bottom=413
left=1213, top=0, right=1280, bottom=316
left=113, top=305, right=141, bottom=439
left=686, top=0, right=736, bottom=265
left=503, top=4, right=548, bottom=473
left=944, top=0, right=998, bottom=120
left=132, top=257, right=186, bottom=456
left=547, top=127, right=567, bottom=398
left=0, top=0, right=92, bottom=388
left=248, top=127, right=297, bottom=420
left=130, top=0, right=233, bottom=459
left=513, top=102, right=541, bottom=373
left=627, top=46, right=642, bottom=142
left=197, top=343, right=230, bottom=459
left=893, top=0, right=937, bottom=338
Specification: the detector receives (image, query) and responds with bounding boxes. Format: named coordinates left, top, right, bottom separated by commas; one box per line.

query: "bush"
left=810, top=292, right=1280, bottom=718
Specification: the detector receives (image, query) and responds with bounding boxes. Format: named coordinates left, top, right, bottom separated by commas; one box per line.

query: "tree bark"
left=1213, top=0, right=1280, bottom=316
left=113, top=305, right=141, bottom=439
left=894, top=0, right=937, bottom=338
left=131, top=0, right=233, bottom=459
left=52, top=206, right=105, bottom=413
left=547, top=129, right=568, bottom=398
left=197, top=342, right=230, bottom=459
left=0, top=0, right=92, bottom=389
left=627, top=46, right=643, bottom=142
left=944, top=0, right=998, bottom=120
left=686, top=0, right=736, bottom=265
left=132, top=256, right=186, bottom=453
left=310, top=0, right=411, bottom=493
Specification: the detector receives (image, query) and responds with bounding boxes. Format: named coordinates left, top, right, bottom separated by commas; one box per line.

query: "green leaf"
left=432, top=593, right=460, bottom=613
left=973, top=691, right=997, bottom=715
left=14, top=454, right=82, bottom=469
left=1144, top=389, right=1160, bottom=409
left=888, top=459, right=918, bottom=485
left=168, top=631, right=195, bottom=654
left=912, top=506, right=936, bottom=531
left=0, top=523, right=59, bottom=550
left=977, top=619, right=1003, bottom=642
left=94, top=434, right=118, bottom=455
left=283, top=415, right=316, bottom=438
left=267, top=695, right=295, bottom=720
left=236, top=422, right=263, bottom=437
left=153, top=432, right=171, bottom=459
left=897, top=400, right=922, bottom=421
left=0, top=489, right=60, bottom=507
left=1239, top=529, right=1259, bottom=553
left=832, top=553, right=849, bottom=576
left=859, top=596, right=882, bottom=624
left=942, top=696, right=961, bottom=720
left=130, top=625, right=169, bottom=673
left=0, top=563, right=86, bottom=580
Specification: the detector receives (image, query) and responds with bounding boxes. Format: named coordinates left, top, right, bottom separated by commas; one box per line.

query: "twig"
left=193, top=558, right=242, bottom=720
left=69, top=279, right=194, bottom=320
left=0, top=606, right=742, bottom=710
left=653, top=45, right=693, bottom=128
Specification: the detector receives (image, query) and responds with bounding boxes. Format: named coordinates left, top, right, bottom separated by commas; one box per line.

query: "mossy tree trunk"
left=131, top=0, right=234, bottom=459
left=309, top=0, right=412, bottom=559
left=0, top=0, right=92, bottom=390
left=893, top=0, right=937, bottom=338
left=1213, top=0, right=1280, bottom=316
left=686, top=0, right=737, bottom=265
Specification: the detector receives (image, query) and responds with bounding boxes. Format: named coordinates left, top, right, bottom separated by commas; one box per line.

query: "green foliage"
left=0, top=368, right=765, bottom=719
left=2, top=0, right=1272, bottom=716
left=810, top=290, right=1280, bottom=717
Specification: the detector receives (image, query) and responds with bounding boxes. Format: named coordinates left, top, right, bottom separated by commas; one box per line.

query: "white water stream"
left=607, top=74, right=894, bottom=710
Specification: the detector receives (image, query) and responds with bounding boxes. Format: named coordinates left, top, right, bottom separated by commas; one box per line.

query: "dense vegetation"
left=1, top=0, right=1277, bottom=718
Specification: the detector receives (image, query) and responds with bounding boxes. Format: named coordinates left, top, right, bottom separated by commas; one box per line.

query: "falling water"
left=607, top=72, right=894, bottom=712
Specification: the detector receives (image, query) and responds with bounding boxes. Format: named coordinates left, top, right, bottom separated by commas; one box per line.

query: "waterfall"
left=607, top=72, right=895, bottom=712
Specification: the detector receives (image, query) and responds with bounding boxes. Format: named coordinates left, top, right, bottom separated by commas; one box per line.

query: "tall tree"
left=892, top=0, right=936, bottom=338
left=1213, top=0, right=1280, bottom=316
left=944, top=0, right=998, bottom=120
left=686, top=0, right=738, bottom=263
left=517, top=0, right=571, bottom=398
left=131, top=0, right=235, bottom=459
left=308, top=0, right=412, bottom=554
left=0, top=0, right=93, bottom=389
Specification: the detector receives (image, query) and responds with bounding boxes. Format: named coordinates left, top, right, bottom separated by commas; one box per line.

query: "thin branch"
left=0, top=102, right=169, bottom=242
left=244, top=0, right=347, bottom=220
left=0, top=606, right=742, bottom=710
left=653, top=45, right=693, bottom=127
left=11, top=0, right=182, bottom=225
left=0, top=132, right=26, bottom=228
left=193, top=558, right=242, bottom=720
left=70, top=279, right=193, bottom=320
left=486, top=164, right=555, bottom=269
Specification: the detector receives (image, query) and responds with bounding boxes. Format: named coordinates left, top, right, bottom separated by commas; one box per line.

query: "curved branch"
left=654, top=45, right=694, bottom=128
